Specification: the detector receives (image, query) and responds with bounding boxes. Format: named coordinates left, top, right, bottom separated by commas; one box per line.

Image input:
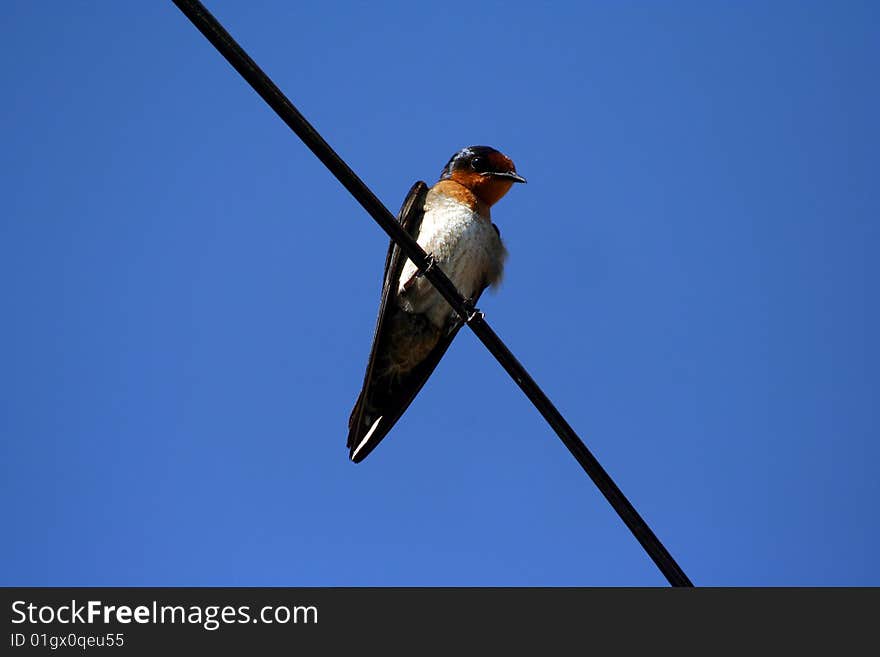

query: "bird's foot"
left=419, top=254, right=438, bottom=277
left=461, top=298, right=483, bottom=324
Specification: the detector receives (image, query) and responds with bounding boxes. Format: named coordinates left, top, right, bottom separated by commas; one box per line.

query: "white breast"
left=397, top=191, right=507, bottom=328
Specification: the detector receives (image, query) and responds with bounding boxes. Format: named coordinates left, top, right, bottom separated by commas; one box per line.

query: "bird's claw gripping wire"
left=461, top=298, right=483, bottom=324
left=419, top=254, right=438, bottom=277
left=420, top=255, right=482, bottom=324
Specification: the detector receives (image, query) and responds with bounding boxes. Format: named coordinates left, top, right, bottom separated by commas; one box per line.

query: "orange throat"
left=445, top=170, right=515, bottom=208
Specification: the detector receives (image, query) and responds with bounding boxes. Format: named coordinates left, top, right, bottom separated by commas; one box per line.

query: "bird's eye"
left=471, top=156, right=487, bottom=172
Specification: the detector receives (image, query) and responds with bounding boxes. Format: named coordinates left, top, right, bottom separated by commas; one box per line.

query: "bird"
left=347, top=145, right=526, bottom=462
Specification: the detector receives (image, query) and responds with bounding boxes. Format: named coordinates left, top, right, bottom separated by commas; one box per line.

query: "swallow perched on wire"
left=347, top=145, right=526, bottom=462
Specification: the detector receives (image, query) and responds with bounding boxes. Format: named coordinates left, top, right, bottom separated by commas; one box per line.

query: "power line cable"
left=172, top=0, right=693, bottom=587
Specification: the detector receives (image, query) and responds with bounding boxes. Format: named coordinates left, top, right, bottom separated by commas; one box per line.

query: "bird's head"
left=440, top=145, right=526, bottom=207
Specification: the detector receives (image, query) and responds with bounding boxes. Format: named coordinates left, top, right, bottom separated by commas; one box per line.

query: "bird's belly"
left=397, top=204, right=504, bottom=327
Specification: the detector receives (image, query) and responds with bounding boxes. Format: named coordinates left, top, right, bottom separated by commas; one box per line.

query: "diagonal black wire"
left=171, top=0, right=693, bottom=588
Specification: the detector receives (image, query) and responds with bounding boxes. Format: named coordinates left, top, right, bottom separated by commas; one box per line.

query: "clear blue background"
left=2, top=1, right=877, bottom=586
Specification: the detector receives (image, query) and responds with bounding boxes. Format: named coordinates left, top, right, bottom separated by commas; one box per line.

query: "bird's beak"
left=486, top=171, right=527, bottom=184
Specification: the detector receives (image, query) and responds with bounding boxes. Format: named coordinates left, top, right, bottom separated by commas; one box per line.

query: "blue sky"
left=2, top=1, right=877, bottom=586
